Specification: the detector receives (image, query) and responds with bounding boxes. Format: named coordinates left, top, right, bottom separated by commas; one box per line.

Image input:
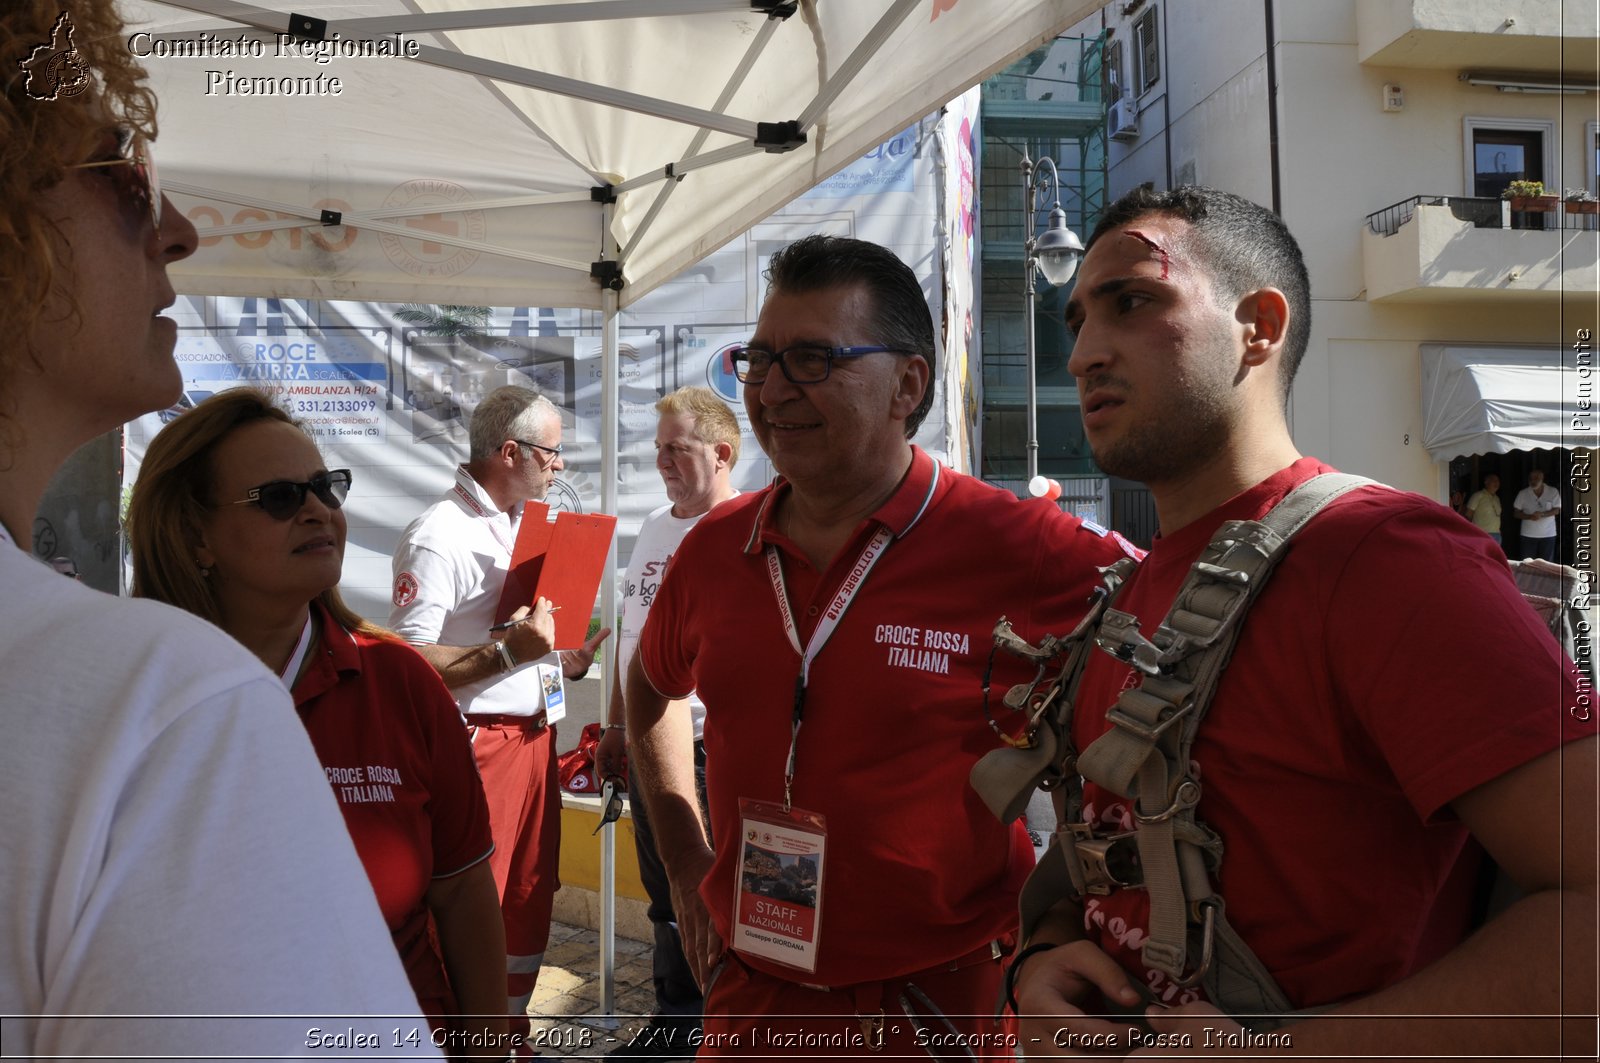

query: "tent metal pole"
left=150, top=0, right=746, bottom=39
left=326, top=0, right=749, bottom=35
left=612, top=140, right=765, bottom=196
left=410, top=46, right=760, bottom=140
left=598, top=218, right=622, bottom=1024
left=161, top=182, right=592, bottom=222
left=796, top=0, right=921, bottom=131
left=619, top=15, right=783, bottom=261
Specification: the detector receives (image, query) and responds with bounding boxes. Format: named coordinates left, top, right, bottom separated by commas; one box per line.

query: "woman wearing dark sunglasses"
left=2, top=2, right=436, bottom=1056
left=129, top=389, right=509, bottom=1055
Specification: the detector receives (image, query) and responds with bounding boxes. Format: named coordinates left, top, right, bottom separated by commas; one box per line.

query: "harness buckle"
left=1095, top=610, right=1168, bottom=677
left=1104, top=698, right=1194, bottom=743
left=1066, top=825, right=1142, bottom=893
left=1191, top=560, right=1250, bottom=584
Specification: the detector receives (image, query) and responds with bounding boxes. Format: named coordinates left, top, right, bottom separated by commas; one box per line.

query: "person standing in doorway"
left=1513, top=468, right=1561, bottom=561
left=1465, top=473, right=1503, bottom=545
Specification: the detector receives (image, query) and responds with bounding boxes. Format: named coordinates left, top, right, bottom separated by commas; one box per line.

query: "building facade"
left=1051, top=0, right=1597, bottom=564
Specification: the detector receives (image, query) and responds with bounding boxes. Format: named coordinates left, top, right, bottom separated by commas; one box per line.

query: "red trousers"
left=471, top=719, right=561, bottom=1039
left=697, top=948, right=1017, bottom=1059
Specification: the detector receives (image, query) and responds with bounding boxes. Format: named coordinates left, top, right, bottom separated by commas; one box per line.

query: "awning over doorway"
left=1420, top=344, right=1588, bottom=463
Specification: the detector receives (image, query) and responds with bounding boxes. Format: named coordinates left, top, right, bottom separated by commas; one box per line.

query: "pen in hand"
left=491, top=606, right=560, bottom=633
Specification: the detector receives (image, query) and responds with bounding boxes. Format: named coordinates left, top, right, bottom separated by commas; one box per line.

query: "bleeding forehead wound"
left=1120, top=229, right=1171, bottom=280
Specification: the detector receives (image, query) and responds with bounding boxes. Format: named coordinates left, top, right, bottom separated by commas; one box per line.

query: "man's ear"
left=890, top=353, right=931, bottom=420
left=1238, top=287, right=1290, bottom=367
left=712, top=440, right=734, bottom=470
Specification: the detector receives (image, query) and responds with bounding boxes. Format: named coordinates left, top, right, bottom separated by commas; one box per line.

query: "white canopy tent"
left=129, top=0, right=1102, bottom=536
left=129, top=0, right=1096, bottom=308
left=124, top=0, right=1104, bottom=1013
left=1421, top=344, right=1588, bottom=463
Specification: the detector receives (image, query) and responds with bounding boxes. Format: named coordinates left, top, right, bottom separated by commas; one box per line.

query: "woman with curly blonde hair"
left=1, top=4, right=434, bottom=1056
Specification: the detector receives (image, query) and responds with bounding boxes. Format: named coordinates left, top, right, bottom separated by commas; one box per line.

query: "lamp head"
left=1033, top=206, right=1084, bottom=286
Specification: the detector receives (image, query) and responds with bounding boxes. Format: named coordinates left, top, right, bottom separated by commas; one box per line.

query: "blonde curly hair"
left=2, top=1, right=158, bottom=439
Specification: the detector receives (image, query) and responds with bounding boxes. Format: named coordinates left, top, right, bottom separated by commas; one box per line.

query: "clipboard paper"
left=496, top=501, right=616, bottom=647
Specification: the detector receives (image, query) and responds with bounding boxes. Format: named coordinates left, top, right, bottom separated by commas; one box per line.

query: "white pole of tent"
left=598, top=266, right=622, bottom=1021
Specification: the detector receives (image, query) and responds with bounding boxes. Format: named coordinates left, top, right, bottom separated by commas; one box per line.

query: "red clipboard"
left=495, top=501, right=616, bottom=648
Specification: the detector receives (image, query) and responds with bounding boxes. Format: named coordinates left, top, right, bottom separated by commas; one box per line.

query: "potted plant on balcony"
left=1564, top=188, right=1599, bottom=215
left=1503, top=180, right=1557, bottom=212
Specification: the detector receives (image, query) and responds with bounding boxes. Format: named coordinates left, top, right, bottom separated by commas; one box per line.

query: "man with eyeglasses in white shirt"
left=391, top=385, right=609, bottom=1055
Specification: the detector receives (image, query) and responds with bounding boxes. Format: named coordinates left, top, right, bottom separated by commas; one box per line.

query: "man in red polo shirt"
left=625, top=235, right=1137, bottom=1056
left=1011, top=185, right=1596, bottom=1057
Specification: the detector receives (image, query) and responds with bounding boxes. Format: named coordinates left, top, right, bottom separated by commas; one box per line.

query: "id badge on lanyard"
left=731, top=798, right=827, bottom=972
left=727, top=526, right=892, bottom=973
left=537, top=662, right=564, bottom=712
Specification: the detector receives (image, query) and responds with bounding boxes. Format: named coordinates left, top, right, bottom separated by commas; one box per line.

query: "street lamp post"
left=1021, top=152, right=1085, bottom=487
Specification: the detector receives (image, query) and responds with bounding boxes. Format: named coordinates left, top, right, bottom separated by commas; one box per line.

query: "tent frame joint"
left=285, top=12, right=328, bottom=41
left=752, top=1, right=799, bottom=18
left=590, top=184, right=618, bottom=204
left=319, top=208, right=342, bottom=226
left=755, top=120, right=806, bottom=153
left=590, top=260, right=625, bottom=291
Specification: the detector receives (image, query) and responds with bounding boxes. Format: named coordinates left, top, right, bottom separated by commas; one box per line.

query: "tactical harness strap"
left=972, top=472, right=1379, bottom=1022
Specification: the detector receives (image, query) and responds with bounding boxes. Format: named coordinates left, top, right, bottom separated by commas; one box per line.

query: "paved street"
left=533, top=671, right=665, bottom=1059
left=527, top=920, right=663, bottom=1060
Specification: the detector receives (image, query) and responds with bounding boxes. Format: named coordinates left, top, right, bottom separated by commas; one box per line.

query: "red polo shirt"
left=294, top=604, right=494, bottom=933
left=1071, top=458, right=1595, bottom=1009
left=639, top=447, right=1138, bottom=986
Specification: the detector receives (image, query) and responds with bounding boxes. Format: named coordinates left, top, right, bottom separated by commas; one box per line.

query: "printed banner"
left=121, top=97, right=979, bottom=620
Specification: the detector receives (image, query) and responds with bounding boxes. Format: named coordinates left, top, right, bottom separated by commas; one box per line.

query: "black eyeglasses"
left=720, top=343, right=906, bottom=385
left=514, top=438, right=563, bottom=460
left=68, top=128, right=161, bottom=229
left=227, top=470, right=353, bottom=520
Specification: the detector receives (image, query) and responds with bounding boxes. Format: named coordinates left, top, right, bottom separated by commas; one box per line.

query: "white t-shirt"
left=618, top=499, right=735, bottom=741
left=0, top=537, right=435, bottom=1059
left=1513, top=484, right=1562, bottom=538
left=390, top=466, right=562, bottom=720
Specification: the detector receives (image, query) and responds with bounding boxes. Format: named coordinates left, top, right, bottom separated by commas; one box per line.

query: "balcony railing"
left=1361, top=198, right=1598, bottom=302
left=1366, top=194, right=1598, bottom=237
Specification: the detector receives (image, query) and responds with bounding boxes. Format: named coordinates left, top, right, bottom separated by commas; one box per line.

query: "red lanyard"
left=453, top=475, right=517, bottom=556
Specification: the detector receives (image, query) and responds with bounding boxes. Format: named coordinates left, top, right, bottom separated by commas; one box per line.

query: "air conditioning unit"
left=1107, top=96, right=1138, bottom=141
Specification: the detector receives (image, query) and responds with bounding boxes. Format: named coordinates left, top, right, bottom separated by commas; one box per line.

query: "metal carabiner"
left=1170, top=898, right=1219, bottom=989
left=1133, top=777, right=1202, bottom=826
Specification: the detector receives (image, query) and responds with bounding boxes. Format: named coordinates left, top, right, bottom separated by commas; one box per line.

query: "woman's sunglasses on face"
left=67, top=128, right=161, bottom=229
left=226, top=470, right=353, bottom=521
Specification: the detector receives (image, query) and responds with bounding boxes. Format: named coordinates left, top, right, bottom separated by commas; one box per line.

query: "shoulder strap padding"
left=1027, top=472, right=1382, bottom=1020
